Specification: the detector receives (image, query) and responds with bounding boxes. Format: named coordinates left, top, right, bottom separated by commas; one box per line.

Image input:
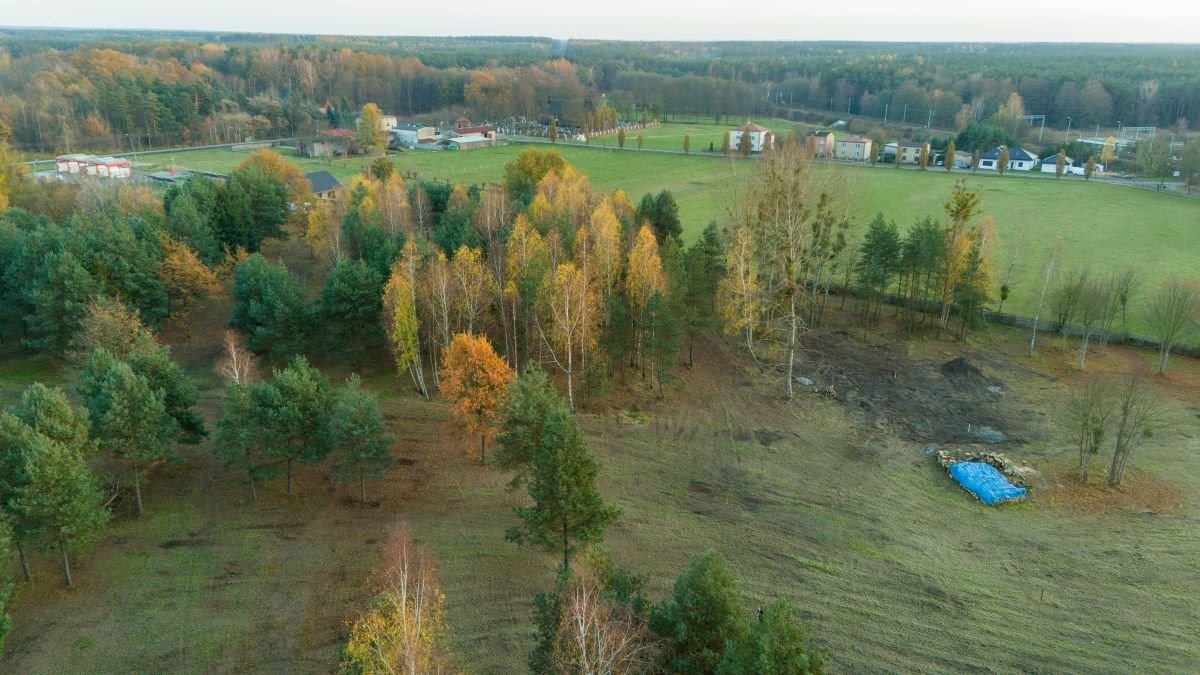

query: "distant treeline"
left=1, top=30, right=1197, bottom=154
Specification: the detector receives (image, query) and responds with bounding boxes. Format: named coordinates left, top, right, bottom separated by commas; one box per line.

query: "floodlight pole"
left=1038, top=116, right=1045, bottom=141
left=1065, top=117, right=1072, bottom=143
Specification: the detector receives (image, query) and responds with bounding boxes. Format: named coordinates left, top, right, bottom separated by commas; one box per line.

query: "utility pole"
left=1065, top=116, right=1072, bottom=143
left=902, top=104, right=908, bottom=123
left=926, top=109, right=933, bottom=129
left=884, top=103, right=889, bottom=123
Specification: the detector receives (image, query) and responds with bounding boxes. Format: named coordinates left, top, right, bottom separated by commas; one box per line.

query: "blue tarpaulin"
left=948, top=461, right=1027, bottom=505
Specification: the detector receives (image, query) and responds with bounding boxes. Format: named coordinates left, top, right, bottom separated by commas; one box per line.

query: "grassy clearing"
left=169, top=143, right=1200, bottom=327
left=3, top=308, right=1198, bottom=672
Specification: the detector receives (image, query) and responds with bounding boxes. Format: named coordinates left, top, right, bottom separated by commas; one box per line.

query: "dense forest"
left=2, top=29, right=1198, bottom=153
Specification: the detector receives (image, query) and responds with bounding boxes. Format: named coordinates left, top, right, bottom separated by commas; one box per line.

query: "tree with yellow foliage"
left=587, top=201, right=624, bottom=299
left=236, top=149, right=312, bottom=226
left=383, top=242, right=429, bottom=398
left=377, top=172, right=413, bottom=237
left=439, top=333, right=514, bottom=463
left=451, top=246, right=493, bottom=334
left=505, top=215, right=550, bottom=369
left=157, top=233, right=218, bottom=317
left=304, top=199, right=339, bottom=263
left=343, top=524, right=453, bottom=673
left=422, top=250, right=454, bottom=375
left=358, top=102, right=388, bottom=155
left=717, top=226, right=763, bottom=359
left=625, top=225, right=667, bottom=368
left=538, top=262, right=597, bottom=413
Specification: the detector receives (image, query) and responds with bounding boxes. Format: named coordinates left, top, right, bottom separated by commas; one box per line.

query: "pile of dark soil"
left=794, top=331, right=1019, bottom=444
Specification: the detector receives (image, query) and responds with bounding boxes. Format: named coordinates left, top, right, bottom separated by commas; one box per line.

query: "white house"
left=1040, top=154, right=1074, bottom=174
left=379, top=114, right=399, bottom=133
left=728, top=123, right=771, bottom=153
left=979, top=146, right=1038, bottom=171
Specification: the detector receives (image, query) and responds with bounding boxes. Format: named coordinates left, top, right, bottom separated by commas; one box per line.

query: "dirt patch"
left=796, top=331, right=1020, bottom=444
left=1043, top=465, right=1188, bottom=515
left=159, top=538, right=208, bottom=549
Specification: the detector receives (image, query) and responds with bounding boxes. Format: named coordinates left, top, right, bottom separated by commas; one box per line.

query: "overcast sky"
left=4, top=0, right=1199, bottom=43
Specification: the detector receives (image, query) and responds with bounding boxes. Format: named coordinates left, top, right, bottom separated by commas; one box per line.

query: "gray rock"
left=987, top=385, right=1005, bottom=397
left=971, top=426, right=1008, bottom=444
left=794, top=376, right=815, bottom=386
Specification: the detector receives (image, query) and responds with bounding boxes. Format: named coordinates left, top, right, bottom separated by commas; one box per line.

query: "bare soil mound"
left=796, top=331, right=1018, bottom=444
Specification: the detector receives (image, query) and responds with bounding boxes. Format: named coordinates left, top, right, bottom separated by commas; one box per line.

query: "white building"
left=728, top=123, right=772, bottom=153
left=979, top=146, right=1038, bottom=171
left=834, top=135, right=872, bottom=161
left=392, top=123, right=437, bottom=147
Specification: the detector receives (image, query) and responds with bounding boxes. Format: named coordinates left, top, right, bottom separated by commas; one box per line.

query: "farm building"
left=447, top=134, right=493, bottom=151
left=301, top=129, right=356, bottom=158
left=54, top=154, right=132, bottom=178
left=806, top=130, right=835, bottom=158
left=728, top=122, right=772, bottom=153
left=451, top=125, right=497, bottom=141
left=392, top=123, right=437, bottom=147
left=305, top=171, right=342, bottom=200
left=954, top=150, right=975, bottom=169
left=979, top=146, right=1038, bottom=171
left=833, top=135, right=872, bottom=161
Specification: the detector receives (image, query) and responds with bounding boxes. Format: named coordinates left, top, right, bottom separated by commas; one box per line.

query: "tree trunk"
left=287, top=459, right=294, bottom=494
left=60, top=539, right=73, bottom=588
left=248, top=471, right=258, bottom=501
left=359, top=470, right=367, bottom=503
left=566, top=346, right=575, bottom=413
left=786, top=294, right=797, bottom=400
left=17, top=541, right=31, bottom=582
left=480, top=435, right=486, bottom=465
left=1158, top=345, right=1170, bottom=374
left=133, top=467, right=144, bottom=516
left=1078, top=331, right=1091, bottom=370
left=563, top=520, right=570, bottom=570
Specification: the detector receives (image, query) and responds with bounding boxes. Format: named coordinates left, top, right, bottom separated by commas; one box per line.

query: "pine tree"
left=255, top=356, right=333, bottom=495
left=495, top=366, right=569, bottom=489
left=17, top=440, right=108, bottom=587
left=79, top=351, right=177, bottom=516
left=506, top=409, right=620, bottom=569
left=214, top=382, right=274, bottom=499
left=329, top=375, right=395, bottom=503
left=649, top=552, right=747, bottom=673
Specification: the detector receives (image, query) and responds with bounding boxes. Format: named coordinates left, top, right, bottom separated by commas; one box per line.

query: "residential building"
left=1040, top=154, right=1074, bottom=174
left=953, top=150, right=975, bottom=169
left=728, top=122, right=772, bottom=153
left=833, top=135, right=872, bottom=161
left=896, top=141, right=930, bottom=165
left=806, top=130, right=835, bottom=157
left=392, top=123, right=437, bottom=147
left=305, top=171, right=342, bottom=200
left=978, top=146, right=1038, bottom=171
left=379, top=115, right=399, bottom=133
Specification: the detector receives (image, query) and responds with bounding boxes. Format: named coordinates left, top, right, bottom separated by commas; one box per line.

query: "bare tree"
left=1098, top=269, right=1138, bottom=352
left=553, top=573, right=657, bottom=674
left=1028, top=239, right=1061, bottom=355
left=1050, top=267, right=1089, bottom=350
left=1107, top=375, right=1162, bottom=487
left=1069, top=378, right=1114, bottom=480
left=1144, top=278, right=1199, bottom=374
left=216, top=330, right=257, bottom=384
left=1074, top=275, right=1108, bottom=370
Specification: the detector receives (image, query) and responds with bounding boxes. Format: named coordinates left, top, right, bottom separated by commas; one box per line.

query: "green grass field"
left=167, top=142, right=1200, bottom=327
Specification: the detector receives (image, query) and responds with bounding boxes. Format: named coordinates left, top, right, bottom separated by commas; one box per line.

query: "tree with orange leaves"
left=439, top=333, right=514, bottom=464
left=157, top=233, right=218, bottom=317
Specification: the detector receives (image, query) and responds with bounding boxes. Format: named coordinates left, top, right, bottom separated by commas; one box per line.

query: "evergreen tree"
left=231, top=253, right=310, bottom=360
left=126, top=344, right=206, bottom=443
left=12, top=383, right=91, bottom=457
left=79, top=351, right=177, bottom=516
left=17, top=440, right=108, bottom=587
left=214, top=382, right=276, bottom=500
left=495, top=366, right=568, bottom=488
left=0, top=519, right=12, bottom=655
left=717, top=601, right=824, bottom=674
left=642, top=291, right=682, bottom=395
left=23, top=251, right=100, bottom=355
left=0, top=414, right=44, bottom=581
left=681, top=223, right=726, bottom=364
left=320, top=258, right=385, bottom=349
left=507, top=409, right=620, bottom=569
left=649, top=551, right=748, bottom=673
left=255, top=356, right=333, bottom=495
left=328, top=375, right=395, bottom=503
left=218, top=166, right=289, bottom=252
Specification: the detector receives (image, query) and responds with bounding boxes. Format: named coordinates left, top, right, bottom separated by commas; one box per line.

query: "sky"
left=3, top=0, right=1199, bottom=43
